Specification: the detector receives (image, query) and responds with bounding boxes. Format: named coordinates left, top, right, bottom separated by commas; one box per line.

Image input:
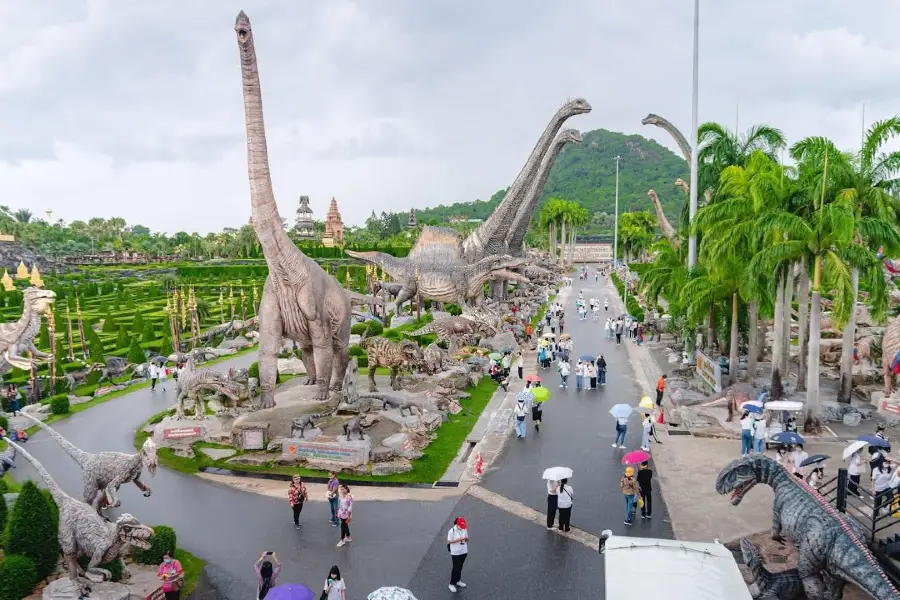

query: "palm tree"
left=538, top=198, right=566, bottom=263
left=564, top=202, right=589, bottom=265
left=698, top=122, right=787, bottom=198
left=12, top=208, right=32, bottom=224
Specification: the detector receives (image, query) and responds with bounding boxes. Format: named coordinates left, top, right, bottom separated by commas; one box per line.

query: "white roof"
left=764, top=400, right=804, bottom=411
left=604, top=536, right=752, bottom=600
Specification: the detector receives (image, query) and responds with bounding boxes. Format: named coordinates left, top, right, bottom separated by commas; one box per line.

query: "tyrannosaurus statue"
left=3, top=437, right=154, bottom=595
left=716, top=455, right=900, bottom=600
left=235, top=12, right=352, bottom=404
left=20, top=413, right=157, bottom=513
left=0, top=287, right=55, bottom=376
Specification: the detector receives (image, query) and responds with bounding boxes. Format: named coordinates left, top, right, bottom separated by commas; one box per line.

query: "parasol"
left=579, top=354, right=595, bottom=361
left=368, top=588, right=419, bottom=600
left=542, top=466, right=573, bottom=480
left=742, top=404, right=763, bottom=415
left=488, top=352, right=503, bottom=361
left=843, top=440, right=869, bottom=460
left=560, top=333, right=572, bottom=339
left=638, top=396, right=654, bottom=411
left=532, top=387, right=550, bottom=403
left=609, top=404, right=634, bottom=419
left=542, top=331, right=556, bottom=339
left=516, top=391, right=534, bottom=403
left=622, top=450, right=651, bottom=465
left=266, top=584, right=315, bottom=600
left=771, top=431, right=805, bottom=446
left=800, top=454, right=830, bottom=468
left=857, top=435, right=890, bottom=449
left=525, top=374, right=542, bottom=383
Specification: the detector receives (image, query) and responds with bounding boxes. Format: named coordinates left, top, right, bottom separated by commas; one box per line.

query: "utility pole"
left=687, top=0, right=700, bottom=269
left=614, top=155, right=621, bottom=267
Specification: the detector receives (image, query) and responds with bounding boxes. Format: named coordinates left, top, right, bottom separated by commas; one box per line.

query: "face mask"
left=164, top=558, right=171, bottom=563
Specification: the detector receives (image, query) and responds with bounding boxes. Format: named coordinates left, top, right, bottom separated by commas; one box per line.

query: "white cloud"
left=3, top=0, right=900, bottom=233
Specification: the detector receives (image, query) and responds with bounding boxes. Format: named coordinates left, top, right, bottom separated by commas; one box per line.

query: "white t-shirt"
left=148, top=364, right=158, bottom=378
left=447, top=526, right=468, bottom=555
left=753, top=419, right=767, bottom=440
left=848, top=452, right=864, bottom=476
left=793, top=450, right=808, bottom=474
left=325, top=578, right=345, bottom=600
left=514, top=401, right=528, bottom=419
left=557, top=485, right=574, bottom=509
left=516, top=356, right=523, bottom=368
left=875, top=468, right=894, bottom=492
left=558, top=362, right=570, bottom=376
left=740, top=417, right=753, bottom=431
left=547, top=480, right=559, bottom=495
left=642, top=416, right=652, bottom=432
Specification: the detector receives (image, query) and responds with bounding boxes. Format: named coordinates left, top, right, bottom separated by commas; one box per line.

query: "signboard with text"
left=163, top=427, right=202, bottom=440
left=282, top=438, right=369, bottom=466
left=242, top=429, right=265, bottom=450
left=695, top=350, right=722, bottom=393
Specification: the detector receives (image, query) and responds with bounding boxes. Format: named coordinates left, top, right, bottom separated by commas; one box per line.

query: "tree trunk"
left=781, top=264, right=794, bottom=379
left=757, top=316, right=768, bottom=361
left=838, top=267, right=860, bottom=402
left=805, top=256, right=823, bottom=433
left=796, top=257, right=810, bottom=392
left=559, top=220, right=567, bottom=266
left=729, top=290, right=739, bottom=385
left=548, top=224, right=554, bottom=259
left=771, top=269, right=785, bottom=400
left=746, top=300, right=758, bottom=382
left=707, top=305, right=716, bottom=353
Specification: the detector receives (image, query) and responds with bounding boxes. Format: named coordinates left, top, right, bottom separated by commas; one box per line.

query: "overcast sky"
left=3, top=1, right=898, bottom=233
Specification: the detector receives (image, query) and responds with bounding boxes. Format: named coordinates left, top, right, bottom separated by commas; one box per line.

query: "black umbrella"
left=800, top=454, right=830, bottom=468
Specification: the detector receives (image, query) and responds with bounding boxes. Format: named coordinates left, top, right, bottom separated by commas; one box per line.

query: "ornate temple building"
left=322, top=197, right=344, bottom=247
left=407, top=208, right=417, bottom=229
left=294, top=195, right=316, bottom=239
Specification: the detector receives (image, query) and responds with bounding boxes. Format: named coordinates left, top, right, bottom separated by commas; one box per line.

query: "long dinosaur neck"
left=3, top=437, right=68, bottom=505
left=463, top=106, right=573, bottom=261
left=648, top=191, right=678, bottom=245
left=237, top=19, right=305, bottom=280
left=648, top=116, right=692, bottom=163
left=21, top=413, right=91, bottom=467
left=507, top=134, right=576, bottom=255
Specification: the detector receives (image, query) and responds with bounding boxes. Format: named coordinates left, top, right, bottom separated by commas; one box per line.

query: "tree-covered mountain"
left=414, top=129, right=688, bottom=234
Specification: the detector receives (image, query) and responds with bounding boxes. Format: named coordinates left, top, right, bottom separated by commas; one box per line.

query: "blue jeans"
left=741, top=430, right=753, bottom=455
left=615, top=424, right=627, bottom=446
left=515, top=417, right=526, bottom=438
left=599, top=369, right=606, bottom=384
left=625, top=494, right=637, bottom=523
left=755, top=438, right=764, bottom=453
left=576, top=375, right=583, bottom=390
left=328, top=496, right=339, bottom=523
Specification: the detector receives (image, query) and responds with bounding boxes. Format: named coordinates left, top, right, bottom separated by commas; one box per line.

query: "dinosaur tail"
left=2, top=436, right=67, bottom=505
left=408, top=323, right=435, bottom=336
left=19, top=413, right=92, bottom=468
left=833, top=553, right=900, bottom=600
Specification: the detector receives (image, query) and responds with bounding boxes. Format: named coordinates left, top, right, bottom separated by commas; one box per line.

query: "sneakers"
left=625, top=521, right=633, bottom=526
left=612, top=443, right=617, bottom=448
left=345, top=537, right=352, bottom=543
left=449, top=585, right=458, bottom=593
left=619, top=445, right=626, bottom=449
left=457, top=582, right=467, bottom=588
left=295, top=524, right=301, bottom=530
left=559, top=384, right=564, bottom=388
left=336, top=540, right=345, bottom=547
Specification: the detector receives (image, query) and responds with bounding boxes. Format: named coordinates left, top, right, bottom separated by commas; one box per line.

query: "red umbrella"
left=621, top=450, right=650, bottom=465
left=525, top=374, right=542, bottom=382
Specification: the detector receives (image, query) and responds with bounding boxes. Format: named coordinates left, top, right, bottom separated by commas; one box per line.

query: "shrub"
left=0, top=414, right=7, bottom=431
left=444, top=303, right=462, bottom=316
left=248, top=361, right=259, bottom=380
left=132, top=312, right=144, bottom=336
left=101, top=310, right=117, bottom=333
left=0, top=483, right=6, bottom=535
left=116, top=325, right=130, bottom=350
left=77, top=556, right=123, bottom=582
left=158, top=333, right=172, bottom=356
left=4, top=481, right=60, bottom=579
left=87, top=370, right=102, bottom=386
left=0, top=554, right=38, bottom=600
left=141, top=321, right=156, bottom=344
left=125, top=293, right=135, bottom=310
left=133, top=525, right=176, bottom=565
left=53, top=378, right=68, bottom=395
left=50, top=395, right=70, bottom=415
left=88, top=334, right=106, bottom=364
left=127, top=338, right=146, bottom=364
left=38, top=320, right=50, bottom=349
left=350, top=321, right=383, bottom=336
left=0, top=476, right=7, bottom=494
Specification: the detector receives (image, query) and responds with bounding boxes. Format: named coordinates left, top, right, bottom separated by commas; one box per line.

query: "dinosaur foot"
left=313, top=380, right=329, bottom=402
left=84, top=567, right=113, bottom=583
left=143, top=488, right=152, bottom=498
left=303, top=377, right=317, bottom=386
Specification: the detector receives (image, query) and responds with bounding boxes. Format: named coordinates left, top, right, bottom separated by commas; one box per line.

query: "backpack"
left=515, top=401, right=527, bottom=421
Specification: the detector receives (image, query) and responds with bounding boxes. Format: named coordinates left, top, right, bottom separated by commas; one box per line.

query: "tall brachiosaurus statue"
left=647, top=189, right=678, bottom=246
left=641, top=113, right=691, bottom=162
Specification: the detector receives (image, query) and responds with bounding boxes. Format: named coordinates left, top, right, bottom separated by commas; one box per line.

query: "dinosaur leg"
left=87, top=483, right=105, bottom=513
left=395, top=288, right=416, bottom=315
left=310, top=326, right=334, bottom=402
left=65, top=553, right=88, bottom=594
left=105, top=483, right=121, bottom=508
left=822, top=574, right=844, bottom=600
left=85, top=549, right=113, bottom=582
left=771, top=511, right=784, bottom=542
left=299, top=344, right=317, bottom=386
left=390, top=367, right=402, bottom=391
left=368, top=365, right=378, bottom=392
left=258, top=284, right=283, bottom=409
left=133, top=474, right=152, bottom=497
left=331, top=338, right=349, bottom=392
left=118, top=557, right=132, bottom=581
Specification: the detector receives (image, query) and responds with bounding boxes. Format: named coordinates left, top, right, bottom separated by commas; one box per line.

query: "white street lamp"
left=687, top=0, right=700, bottom=269
left=614, top=155, right=621, bottom=267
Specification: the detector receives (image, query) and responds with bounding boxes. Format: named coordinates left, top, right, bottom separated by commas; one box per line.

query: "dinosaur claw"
left=143, top=489, right=152, bottom=497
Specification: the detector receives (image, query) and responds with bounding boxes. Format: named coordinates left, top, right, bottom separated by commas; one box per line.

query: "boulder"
left=370, top=446, right=396, bottom=462
left=22, top=402, right=50, bottom=416
left=44, top=578, right=131, bottom=600
left=382, top=432, right=411, bottom=456
left=479, top=332, right=518, bottom=352
left=171, top=446, right=196, bottom=459
left=277, top=357, right=307, bottom=375
left=389, top=315, right=416, bottom=329
left=219, top=335, right=251, bottom=350
left=371, top=458, right=412, bottom=476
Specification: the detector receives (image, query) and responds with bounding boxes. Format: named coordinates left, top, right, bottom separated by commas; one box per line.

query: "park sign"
left=695, top=350, right=722, bottom=393
left=163, top=427, right=202, bottom=440
left=282, top=438, right=370, bottom=467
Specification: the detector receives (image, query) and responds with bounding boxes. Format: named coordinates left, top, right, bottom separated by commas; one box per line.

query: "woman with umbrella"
left=531, top=384, right=550, bottom=431
left=543, top=467, right=572, bottom=530
left=844, top=440, right=868, bottom=496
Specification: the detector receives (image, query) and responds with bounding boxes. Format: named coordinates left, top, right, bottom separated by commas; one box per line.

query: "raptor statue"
left=740, top=537, right=805, bottom=600
left=3, top=437, right=154, bottom=595
left=0, top=287, right=55, bottom=376
left=20, top=413, right=157, bottom=513
left=716, top=455, right=900, bottom=600
left=175, top=358, right=240, bottom=419
left=409, top=316, right=497, bottom=353
left=235, top=11, right=352, bottom=405
left=360, top=330, right=424, bottom=392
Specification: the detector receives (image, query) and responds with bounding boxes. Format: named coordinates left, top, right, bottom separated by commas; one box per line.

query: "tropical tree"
left=618, top=212, right=655, bottom=262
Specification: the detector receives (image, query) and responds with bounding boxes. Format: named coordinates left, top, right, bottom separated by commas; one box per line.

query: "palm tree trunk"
left=805, top=256, right=823, bottom=433
left=781, top=263, right=794, bottom=378
left=838, top=267, right=860, bottom=402
left=757, top=316, right=768, bottom=361
left=559, top=220, right=567, bottom=266
left=796, top=257, right=810, bottom=392
left=747, top=300, right=758, bottom=382
left=729, top=290, right=739, bottom=385
left=771, top=269, right=786, bottom=400
left=548, top=223, right=554, bottom=258
left=706, top=305, right=715, bottom=353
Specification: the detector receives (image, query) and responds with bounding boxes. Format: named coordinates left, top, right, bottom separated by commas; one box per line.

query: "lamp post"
left=687, top=0, right=700, bottom=269
left=614, top=155, right=621, bottom=267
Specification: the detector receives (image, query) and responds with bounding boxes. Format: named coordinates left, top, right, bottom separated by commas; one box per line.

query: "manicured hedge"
left=50, top=395, right=70, bottom=415
left=0, top=555, right=37, bottom=600
left=3, top=481, right=59, bottom=579
left=133, top=525, right=176, bottom=565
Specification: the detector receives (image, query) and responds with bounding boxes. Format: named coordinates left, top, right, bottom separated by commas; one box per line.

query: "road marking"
left=466, top=484, right=599, bottom=550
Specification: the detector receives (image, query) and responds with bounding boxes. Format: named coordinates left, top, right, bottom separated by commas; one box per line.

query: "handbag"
left=637, top=496, right=644, bottom=509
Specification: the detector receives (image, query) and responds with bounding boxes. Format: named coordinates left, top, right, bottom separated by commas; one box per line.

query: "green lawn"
left=134, top=377, right=499, bottom=484
left=175, top=548, right=206, bottom=596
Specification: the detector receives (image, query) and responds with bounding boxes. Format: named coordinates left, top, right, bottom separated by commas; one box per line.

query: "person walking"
left=557, top=478, right=573, bottom=532
left=874, top=461, right=895, bottom=517
left=752, top=416, right=767, bottom=454
left=149, top=363, right=159, bottom=391
left=7, top=384, right=19, bottom=416
left=637, top=462, right=653, bottom=519
left=575, top=360, right=584, bottom=391
left=288, top=475, right=308, bottom=529
left=559, top=311, right=566, bottom=334
left=604, top=318, right=612, bottom=340
left=613, top=416, right=627, bottom=448
left=615, top=320, right=623, bottom=345
left=586, top=361, right=597, bottom=390
left=323, top=565, right=346, bottom=600
left=336, top=485, right=353, bottom=546
left=655, top=374, right=667, bottom=406
left=848, top=448, right=864, bottom=497
left=792, top=444, right=808, bottom=479
left=604, top=298, right=609, bottom=312
left=641, top=413, right=652, bottom=452
left=513, top=394, right=529, bottom=439
left=516, top=353, right=524, bottom=380
left=254, top=552, right=281, bottom=600
left=157, top=551, right=184, bottom=600
left=546, top=480, right=560, bottom=529
left=326, top=472, right=340, bottom=526
left=525, top=323, right=533, bottom=342
left=620, top=467, right=640, bottom=525
left=531, top=384, right=544, bottom=431
left=158, top=365, right=168, bottom=392
left=557, top=358, right=570, bottom=389
left=550, top=314, right=558, bottom=335
left=740, top=411, right=754, bottom=456
left=597, top=354, right=607, bottom=386
left=447, top=517, right=469, bottom=593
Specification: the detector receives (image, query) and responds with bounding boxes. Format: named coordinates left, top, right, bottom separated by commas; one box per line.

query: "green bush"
left=0, top=554, right=38, bottom=600
left=87, top=370, right=102, bottom=386
left=444, top=303, right=462, bottom=316
left=133, top=525, right=177, bottom=565
left=88, top=332, right=106, bottom=363
left=127, top=338, right=146, bottom=364
left=50, top=395, right=70, bottom=415
left=55, top=339, right=68, bottom=364
left=248, top=361, right=259, bottom=380
left=0, top=414, right=7, bottom=431
left=158, top=333, right=173, bottom=356
left=141, top=321, right=156, bottom=344
left=4, top=481, right=60, bottom=579
left=132, top=312, right=144, bottom=336
left=351, top=321, right=383, bottom=336
left=101, top=310, right=117, bottom=333
left=0, top=482, right=6, bottom=536
left=0, top=477, right=7, bottom=494
left=116, top=325, right=130, bottom=350
left=38, top=320, right=50, bottom=349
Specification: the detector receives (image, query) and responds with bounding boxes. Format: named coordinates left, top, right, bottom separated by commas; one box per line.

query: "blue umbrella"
left=858, top=435, right=890, bottom=448
left=771, top=431, right=805, bottom=446
left=516, top=391, right=534, bottom=403
left=579, top=355, right=595, bottom=362
left=743, top=404, right=763, bottom=415
left=609, top=404, right=633, bottom=419
left=800, top=454, right=829, bottom=468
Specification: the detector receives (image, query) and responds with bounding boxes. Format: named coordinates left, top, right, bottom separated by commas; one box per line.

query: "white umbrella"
left=542, top=466, right=573, bottom=480
left=842, top=440, right=869, bottom=461
left=368, top=588, right=418, bottom=600
left=542, top=331, right=556, bottom=339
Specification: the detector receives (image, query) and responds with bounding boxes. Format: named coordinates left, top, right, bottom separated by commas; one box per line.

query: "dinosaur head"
left=641, top=113, right=661, bottom=126
left=561, top=98, right=592, bottom=118
left=559, top=128, right=583, bottom=145
left=114, top=514, right=154, bottom=550
left=234, top=11, right=253, bottom=50
left=24, top=288, right=56, bottom=315
left=716, top=456, right=765, bottom=506
left=647, top=189, right=658, bottom=201
left=399, top=340, right=425, bottom=362
left=141, top=438, right=158, bottom=476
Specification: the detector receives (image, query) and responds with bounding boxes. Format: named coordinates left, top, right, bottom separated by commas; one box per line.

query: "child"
left=620, top=467, right=640, bottom=525
left=637, top=462, right=653, bottom=519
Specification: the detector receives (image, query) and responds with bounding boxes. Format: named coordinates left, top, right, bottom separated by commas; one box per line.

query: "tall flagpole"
left=687, top=0, right=700, bottom=269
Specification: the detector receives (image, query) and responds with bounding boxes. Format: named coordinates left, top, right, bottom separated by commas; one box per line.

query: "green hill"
left=414, top=129, right=688, bottom=234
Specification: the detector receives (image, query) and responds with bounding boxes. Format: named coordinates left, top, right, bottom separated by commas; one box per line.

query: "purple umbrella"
left=266, top=584, right=315, bottom=600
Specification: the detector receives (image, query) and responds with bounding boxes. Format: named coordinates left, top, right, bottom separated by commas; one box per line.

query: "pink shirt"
left=157, top=560, right=183, bottom=592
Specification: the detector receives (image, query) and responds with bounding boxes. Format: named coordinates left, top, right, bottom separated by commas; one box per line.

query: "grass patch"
left=175, top=548, right=206, bottom=596
left=1, top=472, right=22, bottom=492
left=134, top=377, right=499, bottom=484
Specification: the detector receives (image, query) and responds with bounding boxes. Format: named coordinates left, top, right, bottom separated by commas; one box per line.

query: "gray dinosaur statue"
left=740, top=538, right=804, bottom=600
left=3, top=437, right=154, bottom=595
left=379, top=394, right=424, bottom=417
left=716, top=455, right=900, bottom=600
left=0, top=444, right=15, bottom=474
left=235, top=11, right=352, bottom=405
left=360, top=331, right=424, bottom=392
left=175, top=358, right=240, bottom=419
left=641, top=113, right=692, bottom=162
left=343, top=416, right=373, bottom=441
left=409, top=315, right=497, bottom=339
left=420, top=343, right=454, bottom=375
left=0, top=287, right=55, bottom=376
left=20, top=412, right=157, bottom=513
left=292, top=413, right=325, bottom=438
left=506, top=128, right=583, bottom=257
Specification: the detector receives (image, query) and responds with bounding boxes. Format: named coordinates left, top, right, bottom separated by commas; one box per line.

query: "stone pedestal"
left=277, top=357, right=307, bottom=375
left=231, top=423, right=269, bottom=450
left=43, top=579, right=131, bottom=600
